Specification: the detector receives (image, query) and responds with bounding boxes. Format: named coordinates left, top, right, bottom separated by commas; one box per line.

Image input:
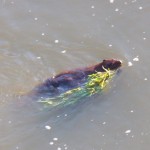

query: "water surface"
left=0, top=0, right=150, bottom=150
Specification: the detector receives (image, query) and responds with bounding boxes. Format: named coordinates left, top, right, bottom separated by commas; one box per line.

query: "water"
left=0, top=0, right=150, bottom=149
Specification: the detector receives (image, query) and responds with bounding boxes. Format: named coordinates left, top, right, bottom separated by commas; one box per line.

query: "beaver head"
left=95, top=59, right=122, bottom=72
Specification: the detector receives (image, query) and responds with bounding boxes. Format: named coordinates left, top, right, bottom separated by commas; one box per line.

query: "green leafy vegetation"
left=38, top=68, right=115, bottom=107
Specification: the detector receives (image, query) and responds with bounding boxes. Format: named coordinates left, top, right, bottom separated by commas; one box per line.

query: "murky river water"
left=0, top=0, right=150, bottom=150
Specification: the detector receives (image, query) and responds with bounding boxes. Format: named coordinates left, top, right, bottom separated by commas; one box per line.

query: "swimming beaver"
left=31, top=59, right=121, bottom=98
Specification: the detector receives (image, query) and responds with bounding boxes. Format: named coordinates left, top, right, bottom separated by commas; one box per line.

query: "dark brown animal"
left=31, top=59, right=121, bottom=98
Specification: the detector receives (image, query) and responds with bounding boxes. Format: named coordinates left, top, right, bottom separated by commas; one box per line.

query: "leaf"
left=38, top=68, right=115, bottom=107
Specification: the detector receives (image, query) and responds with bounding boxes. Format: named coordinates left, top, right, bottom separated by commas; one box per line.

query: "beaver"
left=31, top=59, right=121, bottom=98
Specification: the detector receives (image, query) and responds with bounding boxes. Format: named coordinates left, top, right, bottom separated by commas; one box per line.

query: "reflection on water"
left=0, top=0, right=150, bottom=150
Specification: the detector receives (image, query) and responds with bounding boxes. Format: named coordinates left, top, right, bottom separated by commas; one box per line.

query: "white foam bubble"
left=133, top=57, right=139, bottom=61
left=102, top=122, right=106, bottom=125
left=110, top=0, right=114, bottom=3
left=37, top=57, right=41, bottom=59
left=61, top=50, right=66, bottom=53
left=49, top=142, right=54, bottom=145
left=125, top=130, right=131, bottom=134
left=54, top=40, right=59, bottom=43
left=45, top=125, right=51, bottom=130
left=53, top=138, right=58, bottom=141
left=128, top=62, right=133, bottom=66
left=115, top=8, right=119, bottom=12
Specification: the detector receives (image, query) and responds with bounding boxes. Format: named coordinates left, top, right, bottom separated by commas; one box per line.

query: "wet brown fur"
left=31, top=59, right=122, bottom=97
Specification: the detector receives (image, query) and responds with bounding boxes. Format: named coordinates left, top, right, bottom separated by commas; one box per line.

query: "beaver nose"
left=113, top=59, right=122, bottom=63
left=114, top=59, right=122, bottom=66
